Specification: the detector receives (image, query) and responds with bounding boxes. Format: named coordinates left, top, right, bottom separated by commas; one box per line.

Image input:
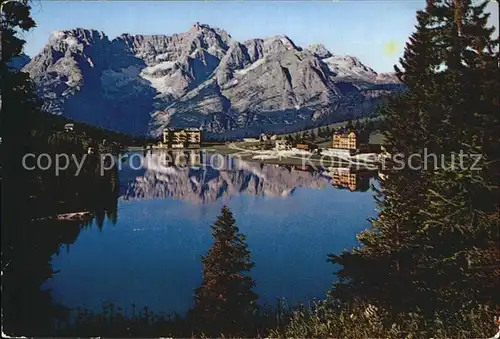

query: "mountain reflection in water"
left=122, top=150, right=377, bottom=204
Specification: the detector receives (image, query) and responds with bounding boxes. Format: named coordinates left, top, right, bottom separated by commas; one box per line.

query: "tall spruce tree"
left=417, top=0, right=500, bottom=310
left=330, top=0, right=499, bottom=316
left=330, top=5, right=441, bottom=314
left=191, top=206, right=258, bottom=336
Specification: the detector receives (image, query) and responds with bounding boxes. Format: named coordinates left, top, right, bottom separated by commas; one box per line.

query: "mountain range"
left=22, top=23, right=404, bottom=138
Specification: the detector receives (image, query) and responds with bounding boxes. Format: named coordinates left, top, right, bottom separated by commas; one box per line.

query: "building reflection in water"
left=328, top=167, right=377, bottom=192
left=163, top=150, right=202, bottom=168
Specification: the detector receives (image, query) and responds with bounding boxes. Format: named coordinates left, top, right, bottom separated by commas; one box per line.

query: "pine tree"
left=416, top=0, right=500, bottom=309
left=191, top=206, right=258, bottom=336
left=353, top=119, right=362, bottom=131
left=331, top=0, right=500, bottom=316
left=310, top=130, right=316, bottom=141
left=330, top=5, right=440, bottom=313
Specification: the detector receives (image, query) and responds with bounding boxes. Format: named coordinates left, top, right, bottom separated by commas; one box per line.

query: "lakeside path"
left=127, top=143, right=379, bottom=170
left=222, top=143, right=378, bottom=170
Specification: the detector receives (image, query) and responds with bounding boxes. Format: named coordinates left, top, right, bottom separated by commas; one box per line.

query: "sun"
left=383, top=40, right=399, bottom=57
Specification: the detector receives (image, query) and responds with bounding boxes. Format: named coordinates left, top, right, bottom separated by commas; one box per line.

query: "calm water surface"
left=44, top=151, right=378, bottom=315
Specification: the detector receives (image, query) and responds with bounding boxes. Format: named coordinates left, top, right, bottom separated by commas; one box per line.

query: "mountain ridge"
left=23, top=24, right=404, bottom=138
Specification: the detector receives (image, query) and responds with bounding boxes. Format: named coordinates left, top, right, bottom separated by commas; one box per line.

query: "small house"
left=295, top=142, right=318, bottom=151
left=332, top=131, right=358, bottom=150
left=163, top=127, right=202, bottom=148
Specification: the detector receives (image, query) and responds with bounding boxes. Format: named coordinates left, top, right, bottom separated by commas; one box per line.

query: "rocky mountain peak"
left=50, top=28, right=108, bottom=47
left=343, top=55, right=369, bottom=67
left=307, top=44, right=333, bottom=59
left=190, top=22, right=227, bottom=35
left=187, top=23, right=231, bottom=46
left=263, top=35, right=298, bottom=53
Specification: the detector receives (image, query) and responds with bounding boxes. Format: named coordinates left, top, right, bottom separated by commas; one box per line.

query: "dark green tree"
left=331, top=0, right=500, bottom=317
left=191, top=206, right=258, bottom=336
left=416, top=0, right=500, bottom=309
left=1, top=1, right=61, bottom=335
left=1, top=2, right=124, bottom=335
left=1, top=0, right=38, bottom=210
left=330, top=2, right=456, bottom=315
left=309, top=130, right=316, bottom=141
left=1, top=0, right=39, bottom=265
left=353, top=119, right=362, bottom=131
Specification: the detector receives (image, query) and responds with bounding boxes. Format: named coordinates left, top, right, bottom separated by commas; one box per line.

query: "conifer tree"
left=330, top=0, right=500, bottom=315
left=191, top=206, right=258, bottom=336
left=330, top=5, right=442, bottom=314
left=416, top=0, right=500, bottom=309
left=310, top=130, right=316, bottom=141
left=353, top=119, right=362, bottom=131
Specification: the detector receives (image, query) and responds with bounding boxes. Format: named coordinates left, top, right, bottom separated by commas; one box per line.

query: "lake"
left=43, top=151, right=378, bottom=316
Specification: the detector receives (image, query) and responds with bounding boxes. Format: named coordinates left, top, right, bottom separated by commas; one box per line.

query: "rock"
left=307, top=44, right=333, bottom=59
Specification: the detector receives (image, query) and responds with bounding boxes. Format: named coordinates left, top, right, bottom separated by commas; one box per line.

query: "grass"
left=43, top=299, right=498, bottom=338
left=270, top=301, right=498, bottom=339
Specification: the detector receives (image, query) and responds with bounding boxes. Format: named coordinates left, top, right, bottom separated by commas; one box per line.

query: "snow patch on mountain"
left=323, top=55, right=377, bottom=80
left=142, top=61, right=177, bottom=75
left=140, top=73, right=177, bottom=94
left=234, top=58, right=265, bottom=76
left=51, top=30, right=66, bottom=40
left=63, top=36, right=79, bottom=47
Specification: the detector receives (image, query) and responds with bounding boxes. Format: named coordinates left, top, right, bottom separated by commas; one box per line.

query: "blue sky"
left=23, top=0, right=498, bottom=73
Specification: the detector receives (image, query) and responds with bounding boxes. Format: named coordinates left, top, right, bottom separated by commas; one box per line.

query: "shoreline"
left=127, top=144, right=380, bottom=170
